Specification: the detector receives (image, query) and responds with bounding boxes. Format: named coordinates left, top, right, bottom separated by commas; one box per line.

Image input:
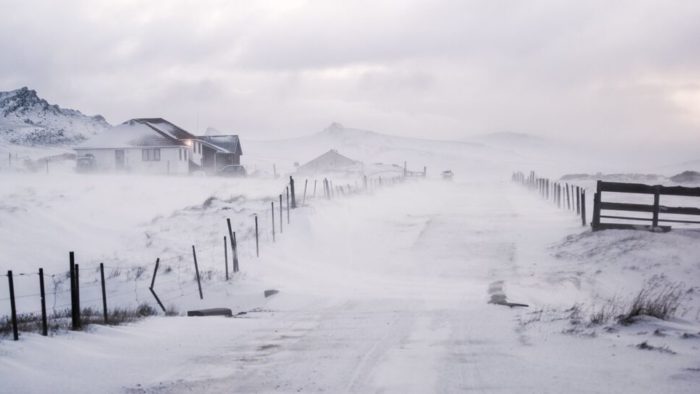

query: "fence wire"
left=1, top=173, right=411, bottom=338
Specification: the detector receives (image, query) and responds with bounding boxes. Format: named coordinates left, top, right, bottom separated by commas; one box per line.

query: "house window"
left=179, top=149, right=182, bottom=161
left=142, top=148, right=161, bottom=161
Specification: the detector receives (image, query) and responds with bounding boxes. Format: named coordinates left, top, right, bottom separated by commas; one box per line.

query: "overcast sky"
left=1, top=0, right=699, bottom=144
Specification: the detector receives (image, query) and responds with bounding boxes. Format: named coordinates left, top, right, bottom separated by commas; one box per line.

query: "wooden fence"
left=512, top=171, right=587, bottom=226
left=591, top=180, right=700, bottom=232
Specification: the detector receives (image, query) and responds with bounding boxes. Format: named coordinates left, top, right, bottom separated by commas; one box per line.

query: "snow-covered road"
left=2, top=177, right=698, bottom=393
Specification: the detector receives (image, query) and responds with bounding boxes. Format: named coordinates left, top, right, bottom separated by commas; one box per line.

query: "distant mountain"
left=0, top=87, right=111, bottom=145
left=244, top=122, right=505, bottom=177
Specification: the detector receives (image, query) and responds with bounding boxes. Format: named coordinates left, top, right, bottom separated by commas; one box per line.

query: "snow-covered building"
left=74, top=118, right=242, bottom=175
left=297, top=149, right=363, bottom=175
left=197, top=134, right=243, bottom=169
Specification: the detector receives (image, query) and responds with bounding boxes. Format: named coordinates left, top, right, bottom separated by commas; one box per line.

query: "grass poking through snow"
left=585, top=282, right=686, bottom=326
left=0, top=302, right=171, bottom=339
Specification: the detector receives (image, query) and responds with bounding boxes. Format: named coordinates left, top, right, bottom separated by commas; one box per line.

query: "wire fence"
left=1, top=171, right=416, bottom=340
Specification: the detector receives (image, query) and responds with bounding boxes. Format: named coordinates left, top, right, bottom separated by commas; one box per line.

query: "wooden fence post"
left=560, top=184, right=564, bottom=208
left=232, top=232, right=239, bottom=273
left=576, top=186, right=581, bottom=215
left=149, top=258, right=166, bottom=313
left=39, top=268, right=48, bottom=336
left=279, top=194, right=283, bottom=233
left=254, top=215, right=259, bottom=257
left=652, top=186, right=661, bottom=228
left=541, top=179, right=545, bottom=198
left=75, top=263, right=81, bottom=330
left=290, top=176, right=297, bottom=209
left=69, top=252, right=78, bottom=330
left=271, top=202, right=276, bottom=242
left=99, top=263, right=108, bottom=324
left=581, top=190, right=587, bottom=227
left=592, top=191, right=601, bottom=230
left=286, top=187, right=290, bottom=224
left=226, top=218, right=238, bottom=273
left=562, top=183, right=567, bottom=208
left=557, top=184, right=561, bottom=208
left=191, top=246, right=203, bottom=299
left=224, top=236, right=229, bottom=280
left=7, top=271, right=18, bottom=340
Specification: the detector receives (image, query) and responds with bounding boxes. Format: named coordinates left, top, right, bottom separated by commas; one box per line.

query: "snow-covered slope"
left=1, top=122, right=699, bottom=392
left=245, top=122, right=515, bottom=178
left=0, top=87, right=111, bottom=145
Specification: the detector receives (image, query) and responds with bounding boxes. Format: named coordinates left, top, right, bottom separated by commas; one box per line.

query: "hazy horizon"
left=2, top=0, right=699, bottom=146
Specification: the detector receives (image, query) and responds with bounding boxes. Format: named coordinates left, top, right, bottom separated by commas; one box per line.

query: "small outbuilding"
left=197, top=135, right=243, bottom=173
left=296, top=149, right=363, bottom=175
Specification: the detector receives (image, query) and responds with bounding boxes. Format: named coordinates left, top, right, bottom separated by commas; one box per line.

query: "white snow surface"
left=0, top=125, right=699, bottom=393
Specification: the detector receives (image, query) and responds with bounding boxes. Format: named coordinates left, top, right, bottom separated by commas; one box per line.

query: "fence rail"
left=592, top=180, right=700, bottom=231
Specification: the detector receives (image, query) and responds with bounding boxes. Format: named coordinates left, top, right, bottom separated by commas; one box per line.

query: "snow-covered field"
left=1, top=128, right=700, bottom=393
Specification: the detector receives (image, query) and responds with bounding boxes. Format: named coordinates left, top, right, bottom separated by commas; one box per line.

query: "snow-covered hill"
left=244, top=122, right=513, bottom=178
left=0, top=87, right=111, bottom=145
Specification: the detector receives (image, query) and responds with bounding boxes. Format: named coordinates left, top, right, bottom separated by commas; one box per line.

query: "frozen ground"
left=1, top=177, right=699, bottom=393
left=1, top=128, right=700, bottom=393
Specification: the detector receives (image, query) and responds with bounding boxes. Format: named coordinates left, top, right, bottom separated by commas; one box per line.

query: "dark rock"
left=186, top=308, right=232, bottom=317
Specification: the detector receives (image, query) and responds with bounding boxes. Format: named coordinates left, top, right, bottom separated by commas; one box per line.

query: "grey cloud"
left=0, top=0, right=699, bottom=144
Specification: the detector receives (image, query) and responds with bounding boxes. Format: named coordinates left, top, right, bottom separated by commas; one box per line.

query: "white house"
left=74, top=118, right=242, bottom=175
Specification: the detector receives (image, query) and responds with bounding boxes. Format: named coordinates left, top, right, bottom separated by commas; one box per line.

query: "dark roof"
left=131, top=118, right=196, bottom=140
left=196, top=135, right=242, bottom=155
left=76, top=121, right=185, bottom=149
left=77, top=118, right=243, bottom=152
